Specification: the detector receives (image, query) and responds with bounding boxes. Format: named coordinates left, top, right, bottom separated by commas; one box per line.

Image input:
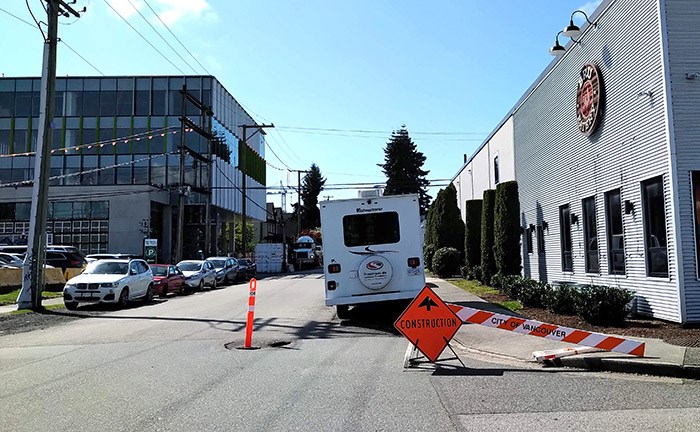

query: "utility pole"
left=288, top=169, right=310, bottom=236
left=239, top=123, right=274, bottom=257
left=175, top=85, right=186, bottom=264
left=18, top=0, right=82, bottom=310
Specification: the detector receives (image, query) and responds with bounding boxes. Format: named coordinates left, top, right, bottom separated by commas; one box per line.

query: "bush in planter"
left=544, top=284, right=579, bottom=315
left=493, top=274, right=522, bottom=299
left=432, top=247, right=461, bottom=278
left=575, top=284, right=634, bottom=325
left=423, top=243, right=436, bottom=272
left=516, top=278, right=548, bottom=308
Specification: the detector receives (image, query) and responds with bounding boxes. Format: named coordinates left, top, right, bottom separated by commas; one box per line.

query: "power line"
left=276, top=126, right=487, bottom=136
left=102, top=0, right=186, bottom=74
left=213, top=162, right=275, bottom=219
left=125, top=0, right=198, bottom=74
left=59, top=40, right=106, bottom=76
left=142, top=0, right=210, bottom=75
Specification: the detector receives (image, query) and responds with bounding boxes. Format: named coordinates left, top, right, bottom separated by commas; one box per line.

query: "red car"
left=150, top=264, right=187, bottom=297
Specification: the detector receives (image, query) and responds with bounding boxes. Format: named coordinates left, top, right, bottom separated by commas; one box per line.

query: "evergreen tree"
left=300, top=163, right=326, bottom=230
left=434, top=184, right=465, bottom=253
left=494, top=180, right=522, bottom=276
left=480, top=189, right=497, bottom=284
left=379, top=126, right=431, bottom=215
left=464, top=199, right=483, bottom=270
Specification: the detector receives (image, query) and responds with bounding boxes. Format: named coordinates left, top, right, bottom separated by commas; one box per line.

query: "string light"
left=0, top=153, right=176, bottom=189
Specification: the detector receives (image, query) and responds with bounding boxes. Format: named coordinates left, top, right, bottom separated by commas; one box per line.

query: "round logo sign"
left=358, top=255, right=393, bottom=290
left=576, top=63, right=603, bottom=136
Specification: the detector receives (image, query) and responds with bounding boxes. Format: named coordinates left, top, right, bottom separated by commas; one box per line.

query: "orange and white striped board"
left=449, top=304, right=645, bottom=357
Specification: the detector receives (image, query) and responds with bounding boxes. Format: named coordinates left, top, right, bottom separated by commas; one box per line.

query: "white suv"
left=63, top=259, right=154, bottom=310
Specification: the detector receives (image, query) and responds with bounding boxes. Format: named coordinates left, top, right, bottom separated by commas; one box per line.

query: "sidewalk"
left=0, top=297, right=64, bottom=315
left=428, top=277, right=700, bottom=380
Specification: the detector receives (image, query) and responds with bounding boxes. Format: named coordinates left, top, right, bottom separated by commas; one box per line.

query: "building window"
left=525, top=226, right=533, bottom=254
left=582, top=196, right=599, bottom=273
left=559, top=204, right=573, bottom=271
left=693, top=172, right=700, bottom=277
left=493, top=155, right=500, bottom=184
left=605, top=188, right=625, bottom=275
left=642, top=176, right=668, bottom=277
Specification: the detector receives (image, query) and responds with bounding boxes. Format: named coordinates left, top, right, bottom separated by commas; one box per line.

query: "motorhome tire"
left=336, top=305, right=350, bottom=319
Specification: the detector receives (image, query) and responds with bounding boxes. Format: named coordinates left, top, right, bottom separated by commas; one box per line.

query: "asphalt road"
left=1, top=272, right=699, bottom=432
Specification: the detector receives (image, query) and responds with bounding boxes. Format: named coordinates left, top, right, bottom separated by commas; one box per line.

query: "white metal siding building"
left=452, top=0, right=700, bottom=323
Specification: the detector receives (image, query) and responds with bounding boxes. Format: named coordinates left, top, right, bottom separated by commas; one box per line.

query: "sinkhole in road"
left=224, top=340, right=295, bottom=350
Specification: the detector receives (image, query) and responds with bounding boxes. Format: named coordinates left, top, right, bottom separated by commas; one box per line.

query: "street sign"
left=394, top=286, right=462, bottom=362
left=143, top=238, right=158, bottom=264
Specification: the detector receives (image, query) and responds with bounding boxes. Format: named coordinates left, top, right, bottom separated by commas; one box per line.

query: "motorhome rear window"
left=342, top=212, right=400, bottom=247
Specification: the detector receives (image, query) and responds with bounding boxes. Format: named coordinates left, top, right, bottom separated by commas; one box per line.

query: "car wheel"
left=118, top=288, right=129, bottom=309
left=159, top=284, right=169, bottom=298
left=211, top=278, right=217, bottom=290
left=336, top=305, right=350, bottom=320
left=145, top=284, right=155, bottom=303
left=64, top=301, right=78, bottom=310
left=198, top=280, right=204, bottom=292
left=179, top=284, right=188, bottom=295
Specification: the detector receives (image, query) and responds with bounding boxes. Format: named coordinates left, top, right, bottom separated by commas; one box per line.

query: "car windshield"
left=293, top=242, right=314, bottom=249
left=178, top=262, right=202, bottom=271
left=207, top=259, right=226, bottom=269
left=151, top=266, right=168, bottom=276
left=84, top=261, right=128, bottom=275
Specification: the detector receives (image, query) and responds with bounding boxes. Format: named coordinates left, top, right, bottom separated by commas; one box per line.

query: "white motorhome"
left=320, top=194, right=425, bottom=319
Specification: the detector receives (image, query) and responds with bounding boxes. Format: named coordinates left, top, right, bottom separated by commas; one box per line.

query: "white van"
left=320, top=194, right=425, bottom=318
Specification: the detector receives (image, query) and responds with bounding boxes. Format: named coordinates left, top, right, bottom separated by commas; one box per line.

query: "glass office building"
left=0, top=75, right=267, bottom=261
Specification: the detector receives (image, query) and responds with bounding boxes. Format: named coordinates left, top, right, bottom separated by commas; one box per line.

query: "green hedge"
left=423, top=243, right=437, bottom=272
left=574, top=285, right=634, bottom=325
left=544, top=284, right=578, bottom=315
left=480, top=189, right=497, bottom=284
left=432, top=247, right=461, bottom=278
left=494, top=181, right=521, bottom=276
left=464, top=199, right=482, bottom=270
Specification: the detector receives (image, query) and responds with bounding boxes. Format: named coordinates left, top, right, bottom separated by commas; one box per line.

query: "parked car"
left=176, top=260, right=217, bottom=291
left=205, top=257, right=239, bottom=285
left=62, top=259, right=154, bottom=310
left=0, top=245, right=87, bottom=271
left=86, top=253, right=139, bottom=261
left=0, top=252, right=23, bottom=268
left=150, top=264, right=187, bottom=297
left=237, top=258, right=257, bottom=281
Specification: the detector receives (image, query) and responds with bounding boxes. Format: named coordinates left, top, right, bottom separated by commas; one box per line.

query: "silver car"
left=177, top=260, right=217, bottom=291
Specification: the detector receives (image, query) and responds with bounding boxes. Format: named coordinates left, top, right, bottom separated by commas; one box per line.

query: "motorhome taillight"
left=327, top=281, right=337, bottom=290
left=407, top=257, right=420, bottom=268
left=328, top=263, right=341, bottom=273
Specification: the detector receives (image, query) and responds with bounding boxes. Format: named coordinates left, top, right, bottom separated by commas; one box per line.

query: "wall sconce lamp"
left=563, top=10, right=595, bottom=39
left=529, top=223, right=536, bottom=231
left=570, top=213, right=579, bottom=225
left=542, top=221, right=549, bottom=231
left=550, top=10, right=598, bottom=56
left=549, top=31, right=566, bottom=56
left=637, top=90, right=653, bottom=98
left=624, top=200, right=635, bottom=214
left=686, top=72, right=700, bottom=80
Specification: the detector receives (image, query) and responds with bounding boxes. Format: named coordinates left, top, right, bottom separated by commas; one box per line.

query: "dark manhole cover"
left=224, top=340, right=295, bottom=350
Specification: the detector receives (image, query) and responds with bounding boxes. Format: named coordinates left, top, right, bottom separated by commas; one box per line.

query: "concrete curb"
left=555, top=353, right=700, bottom=380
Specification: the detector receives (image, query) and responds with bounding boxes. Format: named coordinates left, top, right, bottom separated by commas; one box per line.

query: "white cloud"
left=578, top=0, right=603, bottom=17
left=108, top=0, right=145, bottom=19
left=155, top=0, right=213, bottom=26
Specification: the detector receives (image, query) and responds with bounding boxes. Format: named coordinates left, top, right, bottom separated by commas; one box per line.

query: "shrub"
left=544, top=284, right=579, bottom=315
left=575, top=284, right=634, bottom=325
left=466, top=265, right=482, bottom=281
left=423, top=243, right=436, bottom=272
left=492, top=274, right=522, bottom=298
left=494, top=181, right=521, bottom=276
left=459, top=265, right=469, bottom=279
left=432, top=247, right=461, bottom=278
left=480, top=189, right=497, bottom=285
left=464, top=199, right=483, bottom=269
left=516, top=278, right=548, bottom=308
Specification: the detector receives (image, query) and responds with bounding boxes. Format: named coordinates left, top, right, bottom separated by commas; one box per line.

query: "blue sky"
left=0, top=0, right=602, bottom=211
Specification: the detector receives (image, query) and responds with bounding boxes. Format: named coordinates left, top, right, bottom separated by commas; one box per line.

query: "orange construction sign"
left=394, top=286, right=462, bottom=362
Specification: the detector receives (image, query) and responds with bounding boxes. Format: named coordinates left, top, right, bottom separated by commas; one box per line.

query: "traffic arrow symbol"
left=418, top=296, right=439, bottom=312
